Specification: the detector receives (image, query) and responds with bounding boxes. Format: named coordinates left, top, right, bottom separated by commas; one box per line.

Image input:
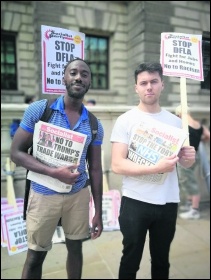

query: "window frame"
left=1, top=31, right=18, bottom=90
left=84, top=34, right=109, bottom=90
left=201, top=32, right=210, bottom=91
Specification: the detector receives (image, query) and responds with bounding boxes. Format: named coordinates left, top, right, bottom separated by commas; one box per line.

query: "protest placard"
left=1, top=204, right=15, bottom=247
left=160, top=32, right=203, bottom=81
left=4, top=211, right=27, bottom=256
left=1, top=202, right=24, bottom=248
left=41, top=25, right=85, bottom=94
left=160, top=32, right=204, bottom=146
left=89, top=190, right=121, bottom=231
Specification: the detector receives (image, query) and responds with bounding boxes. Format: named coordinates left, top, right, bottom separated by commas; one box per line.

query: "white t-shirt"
left=110, top=107, right=182, bottom=205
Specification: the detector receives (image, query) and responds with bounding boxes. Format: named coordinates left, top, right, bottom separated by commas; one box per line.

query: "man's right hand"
left=156, top=154, right=179, bottom=173
left=51, top=164, right=80, bottom=184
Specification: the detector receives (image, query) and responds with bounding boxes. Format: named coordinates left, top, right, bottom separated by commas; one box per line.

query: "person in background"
left=175, top=105, right=210, bottom=219
left=86, top=99, right=96, bottom=106
left=198, top=140, right=210, bottom=193
left=10, top=119, right=21, bottom=139
left=10, top=58, right=104, bottom=279
left=25, top=95, right=36, bottom=104
left=10, top=96, right=36, bottom=139
left=110, top=62, right=195, bottom=279
left=199, top=118, right=210, bottom=193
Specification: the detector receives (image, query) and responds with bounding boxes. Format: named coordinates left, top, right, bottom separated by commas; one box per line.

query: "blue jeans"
left=118, top=197, right=178, bottom=279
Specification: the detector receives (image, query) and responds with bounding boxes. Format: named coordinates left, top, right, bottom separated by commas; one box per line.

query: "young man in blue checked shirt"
left=10, top=58, right=104, bottom=279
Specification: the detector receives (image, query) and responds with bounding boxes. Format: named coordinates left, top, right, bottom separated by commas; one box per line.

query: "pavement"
left=1, top=202, right=210, bottom=279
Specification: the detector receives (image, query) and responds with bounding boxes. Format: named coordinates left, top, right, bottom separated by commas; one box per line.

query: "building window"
left=85, top=35, right=109, bottom=89
left=1, top=31, right=17, bottom=90
left=201, top=34, right=210, bottom=90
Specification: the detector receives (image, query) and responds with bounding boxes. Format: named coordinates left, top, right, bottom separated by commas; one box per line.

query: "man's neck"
left=137, top=103, right=161, bottom=114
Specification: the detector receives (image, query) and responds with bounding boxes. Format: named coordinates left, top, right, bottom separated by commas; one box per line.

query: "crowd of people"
left=9, top=59, right=209, bottom=279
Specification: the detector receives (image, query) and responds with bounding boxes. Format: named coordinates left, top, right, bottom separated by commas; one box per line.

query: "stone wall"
left=1, top=1, right=210, bottom=107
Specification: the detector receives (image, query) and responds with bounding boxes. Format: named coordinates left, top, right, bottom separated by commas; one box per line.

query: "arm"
left=201, top=125, right=210, bottom=142
left=87, top=144, right=103, bottom=239
left=10, top=127, right=79, bottom=184
left=111, top=142, right=179, bottom=176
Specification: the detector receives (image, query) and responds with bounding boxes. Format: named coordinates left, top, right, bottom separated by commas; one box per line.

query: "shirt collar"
left=50, top=96, right=89, bottom=120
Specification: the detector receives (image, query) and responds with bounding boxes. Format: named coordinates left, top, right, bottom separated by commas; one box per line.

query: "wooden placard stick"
left=180, top=77, right=190, bottom=146
left=5, top=157, right=17, bottom=209
left=102, top=150, right=109, bottom=192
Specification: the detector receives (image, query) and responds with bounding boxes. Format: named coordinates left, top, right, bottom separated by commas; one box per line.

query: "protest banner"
left=27, top=121, right=87, bottom=192
left=127, top=117, right=188, bottom=184
left=41, top=25, right=85, bottom=94
left=160, top=32, right=204, bottom=146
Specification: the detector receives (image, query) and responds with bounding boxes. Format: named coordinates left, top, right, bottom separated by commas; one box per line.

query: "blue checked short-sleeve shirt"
left=20, top=95, right=104, bottom=195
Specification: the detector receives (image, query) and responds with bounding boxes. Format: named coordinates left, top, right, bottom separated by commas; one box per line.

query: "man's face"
left=135, top=71, right=164, bottom=106
left=63, top=60, right=91, bottom=99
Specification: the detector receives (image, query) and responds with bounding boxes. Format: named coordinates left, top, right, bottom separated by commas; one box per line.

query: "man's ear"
left=62, top=77, right=65, bottom=85
left=88, top=81, right=92, bottom=90
left=134, top=84, right=138, bottom=94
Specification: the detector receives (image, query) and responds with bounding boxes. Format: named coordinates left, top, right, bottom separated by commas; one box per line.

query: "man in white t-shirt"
left=110, top=62, right=195, bottom=279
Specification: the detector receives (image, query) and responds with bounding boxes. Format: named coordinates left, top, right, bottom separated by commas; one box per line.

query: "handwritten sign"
left=41, top=25, right=85, bottom=94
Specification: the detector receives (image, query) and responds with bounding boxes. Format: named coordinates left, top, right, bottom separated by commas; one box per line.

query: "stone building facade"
left=1, top=1, right=210, bottom=107
left=1, top=1, right=210, bottom=201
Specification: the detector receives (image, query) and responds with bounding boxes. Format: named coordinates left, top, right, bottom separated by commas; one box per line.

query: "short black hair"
left=134, top=62, right=163, bottom=83
left=87, top=99, right=96, bottom=105
left=63, top=57, right=91, bottom=75
left=25, top=95, right=35, bottom=104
